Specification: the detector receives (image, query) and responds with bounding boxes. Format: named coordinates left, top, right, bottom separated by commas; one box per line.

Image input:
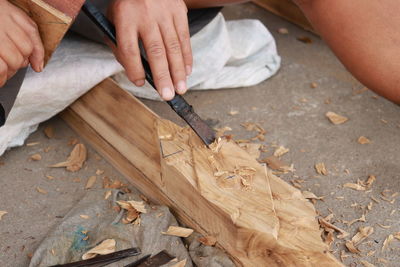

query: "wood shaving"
left=340, top=250, right=349, bottom=262
left=260, top=156, right=290, bottom=172
left=30, top=154, right=42, bottom=161
left=319, top=218, right=349, bottom=239
left=273, top=146, right=289, bottom=157
left=170, top=259, right=187, bottom=267
left=315, top=163, right=328, bottom=176
left=85, top=176, right=97, bottom=189
left=302, top=191, right=324, bottom=201
left=382, top=234, right=394, bottom=252
left=297, top=36, right=312, bottom=43
left=343, top=183, right=365, bottom=191
left=376, top=224, right=391, bottom=229
left=343, top=214, right=366, bottom=226
left=0, top=211, right=7, bottom=220
left=198, top=235, right=217, bottom=246
left=360, top=260, right=375, bottom=267
left=95, top=169, right=104, bottom=175
left=82, top=239, right=116, bottom=260
left=367, top=202, right=373, bottom=211
left=26, top=142, right=40, bottom=147
left=358, top=136, right=371, bottom=144
left=228, top=110, right=239, bottom=116
left=162, top=226, right=194, bottom=237
left=36, top=187, right=48, bottom=195
left=326, top=111, right=348, bottom=125
left=44, top=126, right=55, bottom=138
left=46, top=175, right=55, bottom=180
left=345, top=226, right=374, bottom=253
left=366, top=250, right=376, bottom=257
left=277, top=28, right=289, bottom=34
left=127, top=201, right=147, bottom=213
left=80, top=215, right=90, bottom=219
left=50, top=144, right=87, bottom=172
left=394, top=232, right=400, bottom=240
left=104, top=191, right=112, bottom=200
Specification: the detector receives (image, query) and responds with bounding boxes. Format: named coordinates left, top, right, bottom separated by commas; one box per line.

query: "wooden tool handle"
left=9, top=0, right=85, bottom=65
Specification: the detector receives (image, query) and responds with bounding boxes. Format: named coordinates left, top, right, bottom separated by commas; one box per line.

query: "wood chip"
left=80, top=215, right=90, bottom=219
left=358, top=136, right=371, bottom=144
left=127, top=201, right=147, bottom=213
left=44, top=126, right=55, bottom=138
left=377, top=224, right=391, bottom=229
left=170, top=259, right=187, bottom=267
left=30, top=154, right=42, bottom=161
left=315, top=163, right=328, bottom=176
left=36, top=187, right=48, bottom=195
left=273, top=146, right=289, bottom=157
left=85, top=176, right=97, bottom=189
left=228, top=110, right=239, bottom=116
left=302, top=191, right=324, bottom=201
left=82, top=239, right=116, bottom=260
left=326, top=111, right=348, bottom=125
left=297, top=36, right=312, bottom=43
left=46, top=175, right=55, bottom=180
left=198, top=235, right=217, bottom=246
left=360, top=260, right=375, bottom=267
left=162, top=226, right=194, bottom=237
left=343, top=214, right=366, bottom=226
left=319, top=218, right=349, bottom=239
left=382, top=234, right=394, bottom=251
left=0, top=211, right=7, bottom=220
left=50, top=144, right=87, bottom=172
left=394, top=232, right=400, bottom=240
left=95, top=169, right=104, bottom=175
left=310, top=82, right=318, bottom=88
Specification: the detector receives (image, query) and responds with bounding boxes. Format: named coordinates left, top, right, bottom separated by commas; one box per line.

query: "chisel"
left=82, top=1, right=216, bottom=146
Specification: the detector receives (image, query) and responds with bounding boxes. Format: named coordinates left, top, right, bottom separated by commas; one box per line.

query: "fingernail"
left=134, top=79, right=145, bottom=87
left=186, top=65, right=192, bottom=76
left=161, top=87, right=174, bottom=100
left=176, top=80, right=187, bottom=94
left=40, top=62, right=44, bottom=72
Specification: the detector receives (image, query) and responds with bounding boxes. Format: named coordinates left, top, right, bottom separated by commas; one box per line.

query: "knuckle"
left=147, top=42, right=164, bottom=57
left=166, top=39, right=181, bottom=54
left=154, top=70, right=170, bottom=82
left=119, top=43, right=138, bottom=56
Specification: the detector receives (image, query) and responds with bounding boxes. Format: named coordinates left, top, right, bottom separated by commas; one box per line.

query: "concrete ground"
left=1, top=3, right=400, bottom=266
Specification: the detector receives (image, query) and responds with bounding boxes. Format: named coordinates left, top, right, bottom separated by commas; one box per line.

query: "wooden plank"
left=62, top=78, right=342, bottom=266
left=253, top=0, right=315, bottom=33
left=10, top=0, right=85, bottom=64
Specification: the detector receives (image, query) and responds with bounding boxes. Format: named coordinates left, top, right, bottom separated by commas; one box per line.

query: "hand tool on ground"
left=81, top=1, right=216, bottom=146
left=50, top=247, right=141, bottom=267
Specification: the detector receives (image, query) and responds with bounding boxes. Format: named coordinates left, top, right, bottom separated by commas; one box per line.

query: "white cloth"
left=0, top=13, right=280, bottom=156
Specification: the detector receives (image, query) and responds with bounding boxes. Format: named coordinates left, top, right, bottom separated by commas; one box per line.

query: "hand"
left=108, top=0, right=192, bottom=100
left=0, top=0, right=45, bottom=87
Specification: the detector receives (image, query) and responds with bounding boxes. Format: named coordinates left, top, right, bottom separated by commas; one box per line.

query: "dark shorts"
left=0, top=5, right=221, bottom=127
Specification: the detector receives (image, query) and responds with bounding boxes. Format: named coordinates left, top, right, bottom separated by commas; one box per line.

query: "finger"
left=5, top=27, right=33, bottom=59
left=12, top=12, right=44, bottom=72
left=140, top=25, right=175, bottom=100
left=159, top=19, right=187, bottom=95
left=174, top=11, right=193, bottom=77
left=0, top=34, right=25, bottom=72
left=0, top=58, right=8, bottom=87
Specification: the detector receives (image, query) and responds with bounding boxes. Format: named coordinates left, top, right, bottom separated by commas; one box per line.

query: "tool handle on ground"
left=81, top=1, right=190, bottom=114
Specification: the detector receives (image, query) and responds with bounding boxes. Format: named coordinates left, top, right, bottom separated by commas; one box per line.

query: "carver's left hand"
left=107, top=0, right=192, bottom=101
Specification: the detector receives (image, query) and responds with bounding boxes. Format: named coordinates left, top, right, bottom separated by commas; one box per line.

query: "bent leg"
left=295, top=0, right=400, bottom=103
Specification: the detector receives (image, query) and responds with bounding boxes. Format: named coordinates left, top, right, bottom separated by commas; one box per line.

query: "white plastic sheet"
left=0, top=13, right=280, bottom=156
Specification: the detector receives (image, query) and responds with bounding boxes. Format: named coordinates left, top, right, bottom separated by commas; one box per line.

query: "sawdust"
left=82, top=239, right=116, bottom=260
left=162, top=226, right=193, bottom=238
left=326, top=112, right=348, bottom=125
left=50, top=144, right=87, bottom=172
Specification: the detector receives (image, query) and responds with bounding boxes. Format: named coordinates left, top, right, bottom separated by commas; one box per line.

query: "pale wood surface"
left=253, top=0, right=315, bottom=33
left=10, top=0, right=85, bottom=64
left=62, top=78, right=342, bottom=266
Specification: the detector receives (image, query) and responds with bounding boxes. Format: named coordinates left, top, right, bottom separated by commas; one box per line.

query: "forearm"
left=184, top=0, right=248, bottom=9
left=295, top=0, right=400, bottom=103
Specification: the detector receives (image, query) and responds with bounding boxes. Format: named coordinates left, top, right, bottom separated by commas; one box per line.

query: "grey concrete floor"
left=1, top=3, right=400, bottom=266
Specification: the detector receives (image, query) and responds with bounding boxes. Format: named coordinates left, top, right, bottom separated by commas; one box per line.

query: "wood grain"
left=10, top=0, right=85, bottom=64
left=62, top=78, right=342, bottom=266
left=253, top=0, right=315, bottom=33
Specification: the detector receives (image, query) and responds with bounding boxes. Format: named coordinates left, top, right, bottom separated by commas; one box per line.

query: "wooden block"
left=10, top=0, right=85, bottom=64
left=253, top=0, right=315, bottom=33
left=62, top=78, right=342, bottom=266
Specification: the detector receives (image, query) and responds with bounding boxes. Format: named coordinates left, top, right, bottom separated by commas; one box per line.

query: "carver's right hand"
left=0, top=0, right=44, bottom=87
